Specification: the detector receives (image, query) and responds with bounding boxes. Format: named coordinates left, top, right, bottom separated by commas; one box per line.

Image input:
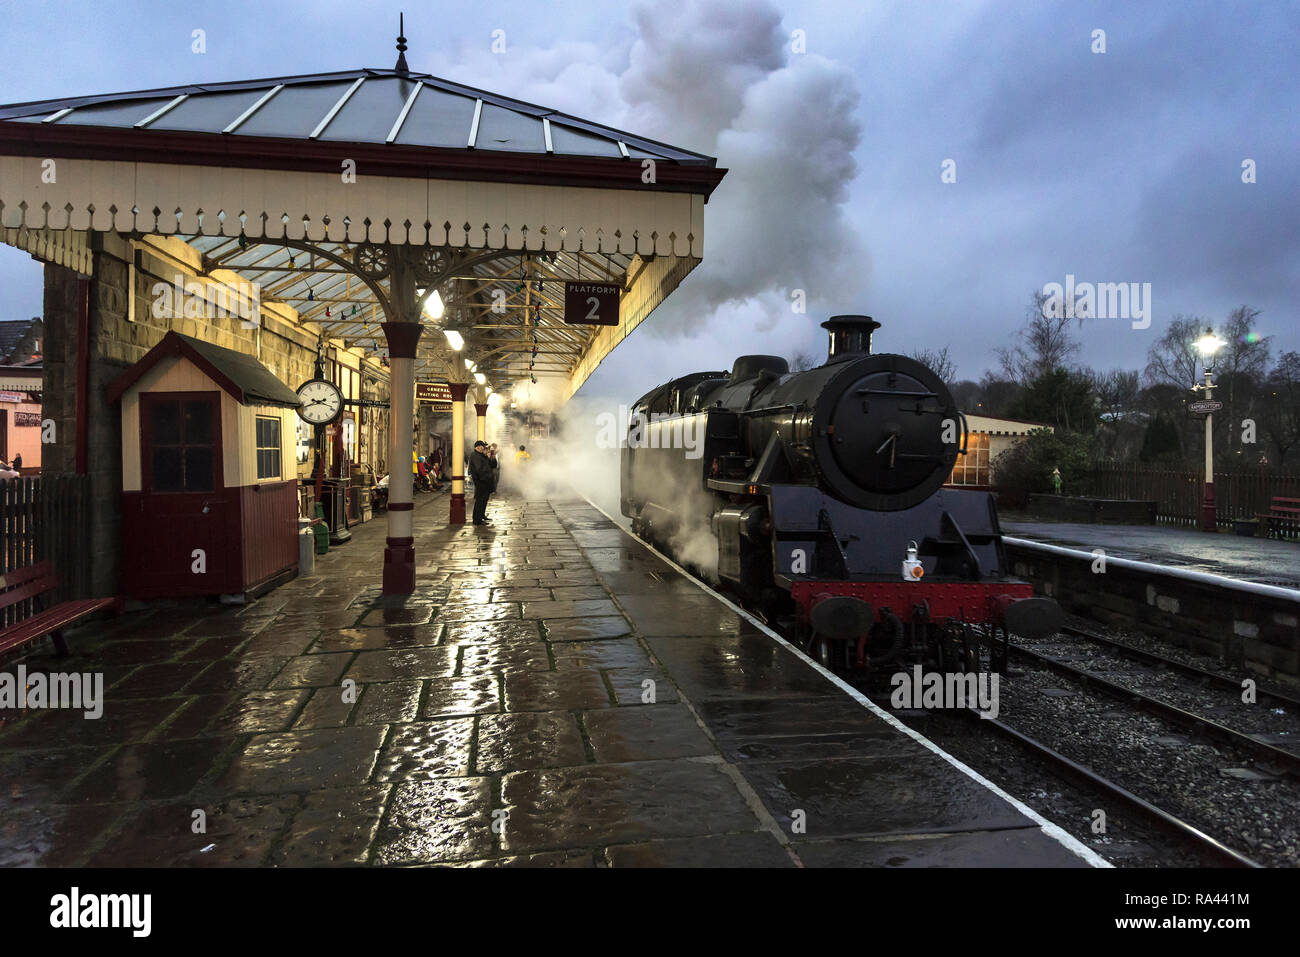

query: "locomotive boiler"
left=620, top=315, right=1061, bottom=674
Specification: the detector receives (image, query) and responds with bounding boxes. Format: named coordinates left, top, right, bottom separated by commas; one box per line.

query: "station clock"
left=296, top=378, right=344, bottom=426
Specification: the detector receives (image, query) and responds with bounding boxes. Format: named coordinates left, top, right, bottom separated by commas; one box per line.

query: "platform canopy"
left=0, top=55, right=726, bottom=397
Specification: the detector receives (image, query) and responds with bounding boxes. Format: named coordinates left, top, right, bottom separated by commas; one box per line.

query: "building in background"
left=0, top=317, right=43, bottom=471
left=946, top=414, right=1052, bottom=491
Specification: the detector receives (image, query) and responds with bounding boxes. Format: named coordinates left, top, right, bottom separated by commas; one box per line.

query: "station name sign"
left=1189, top=400, right=1223, bottom=414
left=415, top=381, right=453, bottom=411
left=564, top=282, right=621, bottom=326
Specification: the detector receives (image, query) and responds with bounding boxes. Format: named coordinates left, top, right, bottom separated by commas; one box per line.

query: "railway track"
left=969, top=709, right=1261, bottom=867
left=1057, top=624, right=1300, bottom=714
left=1007, top=635, right=1300, bottom=776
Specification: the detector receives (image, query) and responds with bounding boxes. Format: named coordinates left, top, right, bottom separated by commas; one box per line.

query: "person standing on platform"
left=514, top=445, right=530, bottom=465
left=469, top=440, right=499, bottom=525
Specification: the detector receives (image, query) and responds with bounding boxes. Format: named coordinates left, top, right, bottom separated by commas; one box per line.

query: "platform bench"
left=1258, top=497, right=1300, bottom=541
left=0, top=562, right=122, bottom=658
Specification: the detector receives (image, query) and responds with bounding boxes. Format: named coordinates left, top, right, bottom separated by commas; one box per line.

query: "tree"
left=1091, top=368, right=1141, bottom=421
left=1138, top=414, right=1182, bottom=462
left=1215, top=305, right=1271, bottom=453
left=995, top=291, right=1080, bottom=382
left=1258, top=351, right=1300, bottom=465
left=976, top=372, right=1023, bottom=417
left=949, top=379, right=983, bottom=411
left=906, top=346, right=957, bottom=383
left=1091, top=368, right=1143, bottom=459
left=1143, top=315, right=1206, bottom=390
left=1135, top=383, right=1190, bottom=459
left=992, top=427, right=1095, bottom=496
left=1006, top=367, right=1100, bottom=435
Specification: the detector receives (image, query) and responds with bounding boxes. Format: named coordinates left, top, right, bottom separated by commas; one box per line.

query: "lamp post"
left=1192, top=327, right=1225, bottom=532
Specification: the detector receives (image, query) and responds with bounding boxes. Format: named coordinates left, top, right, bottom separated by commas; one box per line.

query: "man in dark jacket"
left=469, top=440, right=499, bottom=525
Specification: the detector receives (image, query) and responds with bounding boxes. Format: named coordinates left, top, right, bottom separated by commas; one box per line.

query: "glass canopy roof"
left=0, top=68, right=714, bottom=164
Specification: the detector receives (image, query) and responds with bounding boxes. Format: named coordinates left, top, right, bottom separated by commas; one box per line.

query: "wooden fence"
left=0, top=475, right=92, bottom=619
left=1081, top=464, right=1300, bottom=528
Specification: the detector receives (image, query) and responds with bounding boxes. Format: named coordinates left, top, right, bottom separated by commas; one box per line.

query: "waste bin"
left=298, top=524, right=316, bottom=574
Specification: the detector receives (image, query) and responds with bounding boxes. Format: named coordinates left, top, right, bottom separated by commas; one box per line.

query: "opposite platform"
left=1002, top=520, right=1300, bottom=590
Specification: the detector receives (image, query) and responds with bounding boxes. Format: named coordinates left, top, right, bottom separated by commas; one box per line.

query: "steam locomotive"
left=620, top=315, right=1061, bottom=675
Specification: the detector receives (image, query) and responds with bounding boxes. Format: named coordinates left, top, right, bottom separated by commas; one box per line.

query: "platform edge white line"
left=1005, top=536, right=1300, bottom=602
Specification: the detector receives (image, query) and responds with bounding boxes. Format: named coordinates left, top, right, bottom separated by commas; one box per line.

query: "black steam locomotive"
left=620, top=315, right=1061, bottom=674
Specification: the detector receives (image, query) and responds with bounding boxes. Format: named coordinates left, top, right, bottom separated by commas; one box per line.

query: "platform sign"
left=415, top=381, right=453, bottom=411
left=564, top=282, right=621, bottom=326
left=1189, top=400, right=1223, bottom=414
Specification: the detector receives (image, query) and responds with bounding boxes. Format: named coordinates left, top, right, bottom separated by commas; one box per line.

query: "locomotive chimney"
left=821, top=315, right=882, bottom=362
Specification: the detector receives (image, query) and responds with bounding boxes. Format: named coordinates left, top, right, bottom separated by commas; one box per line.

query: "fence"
left=0, top=475, right=92, bottom=625
left=1081, top=464, right=1300, bottom=528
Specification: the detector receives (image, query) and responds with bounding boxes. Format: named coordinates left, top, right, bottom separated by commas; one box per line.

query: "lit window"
left=948, top=433, right=990, bottom=486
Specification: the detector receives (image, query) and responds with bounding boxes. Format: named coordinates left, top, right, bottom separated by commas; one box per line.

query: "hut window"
left=144, top=395, right=217, bottom=493
left=256, top=415, right=282, bottom=480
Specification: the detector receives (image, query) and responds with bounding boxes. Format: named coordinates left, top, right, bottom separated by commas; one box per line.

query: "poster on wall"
left=296, top=417, right=312, bottom=465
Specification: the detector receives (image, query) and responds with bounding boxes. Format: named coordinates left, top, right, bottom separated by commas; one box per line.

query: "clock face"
left=296, top=379, right=344, bottom=425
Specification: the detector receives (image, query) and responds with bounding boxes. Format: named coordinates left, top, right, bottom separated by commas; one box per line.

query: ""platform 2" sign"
left=564, top=282, right=621, bottom=326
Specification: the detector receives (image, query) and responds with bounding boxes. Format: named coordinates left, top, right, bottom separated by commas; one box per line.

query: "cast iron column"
left=380, top=249, right=423, bottom=594
left=449, top=383, right=468, bottom=524
left=475, top=402, right=488, bottom=444
left=382, top=320, right=421, bottom=592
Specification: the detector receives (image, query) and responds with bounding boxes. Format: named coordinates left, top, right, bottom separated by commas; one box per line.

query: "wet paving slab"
left=0, top=494, right=1094, bottom=867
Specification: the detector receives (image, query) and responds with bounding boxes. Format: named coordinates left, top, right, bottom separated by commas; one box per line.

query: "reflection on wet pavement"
left=0, top=495, right=1088, bottom=867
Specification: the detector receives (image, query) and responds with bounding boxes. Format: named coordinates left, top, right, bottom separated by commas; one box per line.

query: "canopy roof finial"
left=395, top=13, right=409, bottom=74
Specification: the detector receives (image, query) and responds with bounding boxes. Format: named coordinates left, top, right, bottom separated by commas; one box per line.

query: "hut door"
left=137, top=392, right=232, bottom=593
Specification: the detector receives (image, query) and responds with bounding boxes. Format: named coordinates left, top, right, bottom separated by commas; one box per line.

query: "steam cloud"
left=424, top=0, right=868, bottom=354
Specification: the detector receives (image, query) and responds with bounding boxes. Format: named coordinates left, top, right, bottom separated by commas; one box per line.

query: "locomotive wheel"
left=809, top=634, right=835, bottom=670
left=936, top=623, right=965, bottom=674
left=864, top=612, right=906, bottom=667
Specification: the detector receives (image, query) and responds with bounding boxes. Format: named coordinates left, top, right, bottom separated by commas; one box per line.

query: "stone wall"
left=1006, top=541, right=1300, bottom=686
left=1024, top=494, right=1158, bottom=524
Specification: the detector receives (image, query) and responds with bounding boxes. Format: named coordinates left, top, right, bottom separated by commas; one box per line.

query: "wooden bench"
left=1258, top=497, right=1300, bottom=541
left=0, top=562, right=122, bottom=658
